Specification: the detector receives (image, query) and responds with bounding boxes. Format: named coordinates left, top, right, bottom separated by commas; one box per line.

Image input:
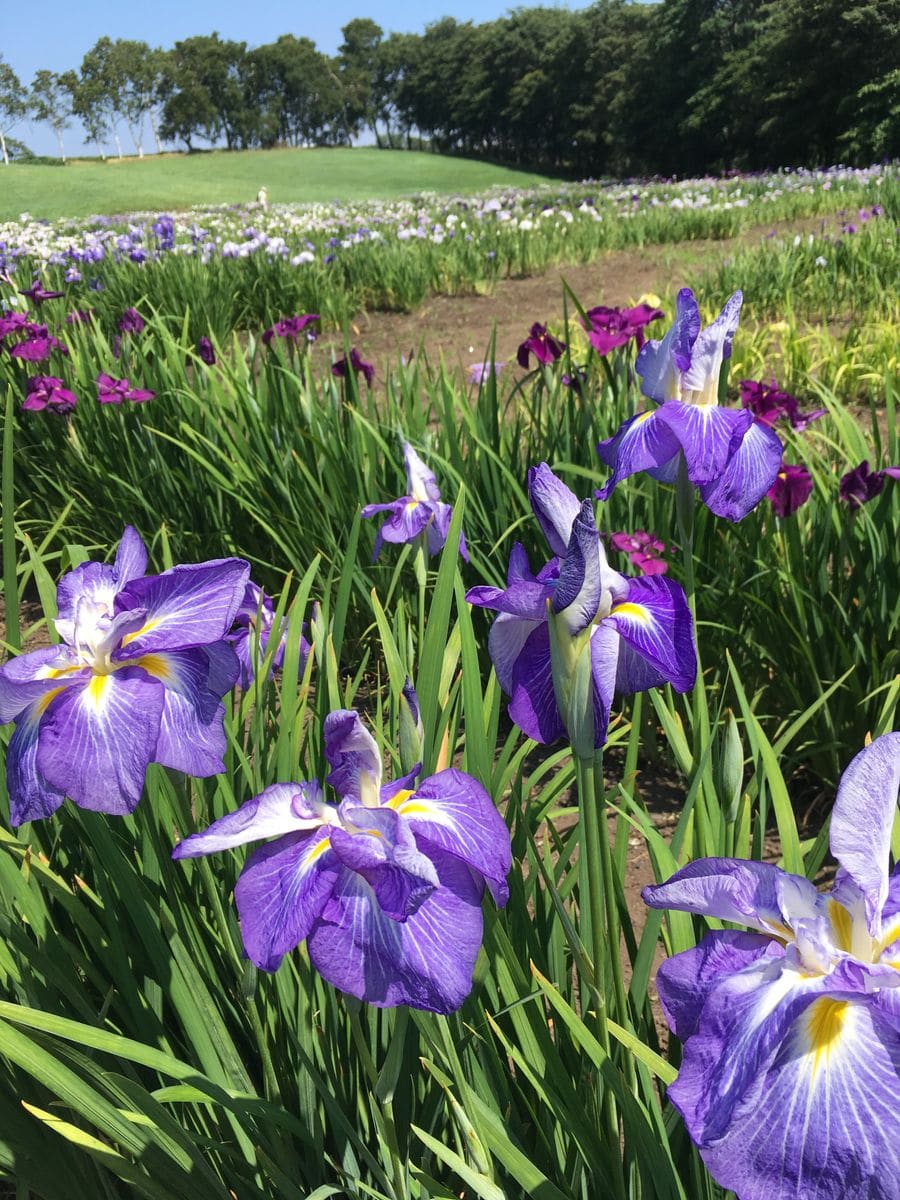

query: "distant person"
left=257, top=186, right=269, bottom=208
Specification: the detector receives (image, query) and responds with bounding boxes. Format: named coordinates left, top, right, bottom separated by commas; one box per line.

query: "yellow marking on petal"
left=405, top=500, right=420, bottom=512
left=805, top=998, right=848, bottom=1074
left=85, top=674, right=111, bottom=710
left=828, top=899, right=854, bottom=953
left=34, top=686, right=67, bottom=716
left=396, top=801, right=434, bottom=817
left=764, top=919, right=795, bottom=945
left=386, top=788, right=416, bottom=810
left=45, top=665, right=81, bottom=678
left=633, top=412, right=654, bottom=426
left=305, top=837, right=332, bottom=866
left=610, top=602, right=652, bottom=626
left=120, top=617, right=161, bottom=648
left=135, top=654, right=175, bottom=684
left=877, top=918, right=900, bottom=958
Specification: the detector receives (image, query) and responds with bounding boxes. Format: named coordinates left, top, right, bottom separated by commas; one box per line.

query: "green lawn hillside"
left=0, top=147, right=556, bottom=221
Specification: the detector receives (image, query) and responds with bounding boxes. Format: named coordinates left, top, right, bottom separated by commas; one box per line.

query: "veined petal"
left=699, top=420, right=784, bottom=522
left=488, top=612, right=543, bottom=692
left=173, top=781, right=328, bottom=858
left=374, top=498, right=432, bottom=545
left=56, top=563, right=118, bottom=624
left=680, top=290, right=742, bottom=406
left=636, top=287, right=701, bottom=402
left=323, top=710, right=383, bottom=804
left=467, top=579, right=550, bottom=621
left=0, top=646, right=84, bottom=723
left=392, top=767, right=512, bottom=905
left=35, top=670, right=164, bottom=814
left=113, top=525, right=148, bottom=585
left=655, top=402, right=752, bottom=486
left=6, top=709, right=66, bottom=825
left=307, top=847, right=484, bottom=1013
left=679, top=966, right=900, bottom=1200
left=527, top=463, right=581, bottom=557
left=508, top=623, right=566, bottom=745
left=552, top=500, right=602, bottom=634
left=135, top=648, right=231, bottom=777
left=235, top=827, right=340, bottom=971
left=606, top=576, right=697, bottom=693
left=595, top=409, right=681, bottom=501
left=114, top=558, right=250, bottom=654
left=403, top=443, right=441, bottom=503
left=643, top=857, right=818, bottom=936
left=330, top=808, right=438, bottom=921
left=830, top=733, right=900, bottom=940
left=589, top=619, right=619, bottom=749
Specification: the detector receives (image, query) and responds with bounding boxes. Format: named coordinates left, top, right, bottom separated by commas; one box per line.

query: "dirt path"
left=324, top=214, right=827, bottom=380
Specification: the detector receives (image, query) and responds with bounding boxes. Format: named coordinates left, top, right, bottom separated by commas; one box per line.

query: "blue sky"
left=6, top=0, right=611, bottom=157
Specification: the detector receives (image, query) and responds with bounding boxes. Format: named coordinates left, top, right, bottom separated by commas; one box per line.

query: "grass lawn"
left=0, top=147, right=557, bottom=221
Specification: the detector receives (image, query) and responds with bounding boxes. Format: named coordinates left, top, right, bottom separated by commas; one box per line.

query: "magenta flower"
left=7, top=323, right=68, bottom=362
left=584, top=302, right=663, bottom=356
left=22, top=376, right=77, bottom=415
left=517, top=323, right=565, bottom=369
left=118, top=307, right=146, bottom=335
left=767, top=462, right=813, bottom=517
left=19, top=281, right=64, bottom=305
left=96, top=373, right=156, bottom=405
left=608, top=530, right=670, bottom=575
left=839, top=460, right=900, bottom=511
left=739, top=379, right=825, bottom=431
left=0, top=311, right=30, bottom=344
left=261, top=314, right=320, bottom=346
left=332, top=347, right=375, bottom=387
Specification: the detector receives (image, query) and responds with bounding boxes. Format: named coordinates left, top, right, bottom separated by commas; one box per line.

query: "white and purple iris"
left=467, top=464, right=696, bottom=752
left=226, top=582, right=308, bottom=690
left=597, top=289, right=784, bottom=522
left=644, top=733, right=900, bottom=1200
left=361, top=442, right=468, bottom=562
left=173, top=709, right=511, bottom=1014
left=0, top=527, right=249, bottom=824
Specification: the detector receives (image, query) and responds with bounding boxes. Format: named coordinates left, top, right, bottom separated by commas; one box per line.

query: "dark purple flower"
left=561, top=366, right=588, bottom=396
left=197, top=336, right=216, bottom=366
left=0, top=311, right=30, bottom=343
left=119, top=307, right=145, bottom=335
left=839, top=460, right=900, bottom=511
left=739, top=379, right=825, bottom=431
left=0, top=526, right=250, bottom=823
left=608, top=530, right=670, bottom=576
left=767, top=462, right=813, bottom=517
left=22, top=375, right=78, bottom=415
left=19, top=281, right=64, bottom=305
left=332, top=347, right=375, bottom=387
left=584, top=302, right=664, bottom=356
left=7, top=323, right=68, bottom=362
left=172, top=708, right=511, bottom=1013
left=96, top=373, right=156, bottom=405
left=261, top=313, right=320, bottom=346
left=516, top=323, right=566, bottom=369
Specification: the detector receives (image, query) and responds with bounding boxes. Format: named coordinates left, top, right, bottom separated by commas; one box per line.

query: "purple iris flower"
left=227, top=582, right=307, bottom=689
left=118, top=307, right=145, bottom=335
left=608, top=530, right=670, bottom=576
left=584, top=302, right=664, bottom=356
left=332, top=347, right=375, bottom=387
left=7, top=324, right=68, bottom=362
left=96, top=373, right=155, bottom=405
left=643, top=733, right=900, bottom=1200
left=597, top=290, right=784, bottom=522
left=0, top=526, right=249, bottom=825
left=0, top=311, right=30, bottom=344
left=172, top=709, right=511, bottom=1014
left=19, top=281, right=64, bottom=305
left=468, top=361, right=504, bottom=385
left=22, top=375, right=77, bottom=415
left=361, top=443, right=469, bottom=562
left=197, top=336, right=216, bottom=366
left=261, top=314, right=320, bottom=346
left=839, top=460, right=900, bottom=511
left=768, top=462, right=813, bottom=517
left=466, top=464, right=695, bottom=752
left=516, top=323, right=566, bottom=369
left=739, top=379, right=826, bottom=432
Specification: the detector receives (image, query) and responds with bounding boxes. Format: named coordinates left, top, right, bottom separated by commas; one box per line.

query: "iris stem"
left=2, top=386, right=19, bottom=652
left=577, top=754, right=626, bottom=1196
left=414, top=538, right=427, bottom=666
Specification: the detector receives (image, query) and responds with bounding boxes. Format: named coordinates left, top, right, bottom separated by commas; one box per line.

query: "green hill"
left=0, top=148, right=557, bottom=221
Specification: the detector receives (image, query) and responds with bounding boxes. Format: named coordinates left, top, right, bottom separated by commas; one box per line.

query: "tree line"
left=1, top=0, right=897, bottom=174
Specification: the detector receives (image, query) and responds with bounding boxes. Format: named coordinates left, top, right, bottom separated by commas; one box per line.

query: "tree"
left=337, top=19, right=384, bottom=143
left=30, top=69, right=78, bottom=161
left=161, top=34, right=250, bottom=151
left=0, top=58, right=28, bottom=167
left=76, top=38, right=127, bottom=158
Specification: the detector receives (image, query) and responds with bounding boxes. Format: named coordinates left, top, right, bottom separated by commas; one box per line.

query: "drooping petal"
left=508, top=623, right=566, bottom=745
left=606, top=576, right=697, bottom=693
left=487, top=612, right=543, bottom=692
left=699, top=420, right=784, bottom=522
left=643, top=857, right=818, bottom=937
left=466, top=577, right=550, bottom=621
left=35, top=670, right=165, bottom=815
left=655, top=402, right=752, bottom=486
left=588, top=619, right=620, bottom=749
left=330, top=807, right=439, bottom=920
left=133, top=648, right=231, bottom=777
left=391, top=767, right=512, bottom=905
left=323, top=709, right=383, bottom=803
left=6, top=710, right=66, bottom=825
left=114, top=558, right=250, bottom=655
left=173, top=781, right=329, bottom=858
left=636, top=288, right=701, bottom=402
left=829, top=732, right=900, bottom=940
left=307, top=847, right=485, bottom=1013
left=655, top=929, right=782, bottom=1041
left=403, top=443, right=441, bottom=503
left=235, top=827, right=340, bottom=971
left=372, top=499, right=432, bottom=547
left=0, top=646, right=83, bottom=723
left=595, top=410, right=681, bottom=501
left=527, top=463, right=581, bottom=557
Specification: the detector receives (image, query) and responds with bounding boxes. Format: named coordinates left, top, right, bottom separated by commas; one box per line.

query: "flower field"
left=0, top=162, right=898, bottom=1200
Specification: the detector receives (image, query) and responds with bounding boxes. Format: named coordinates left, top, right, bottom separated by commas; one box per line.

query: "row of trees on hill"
left=2, top=0, right=897, bottom=173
